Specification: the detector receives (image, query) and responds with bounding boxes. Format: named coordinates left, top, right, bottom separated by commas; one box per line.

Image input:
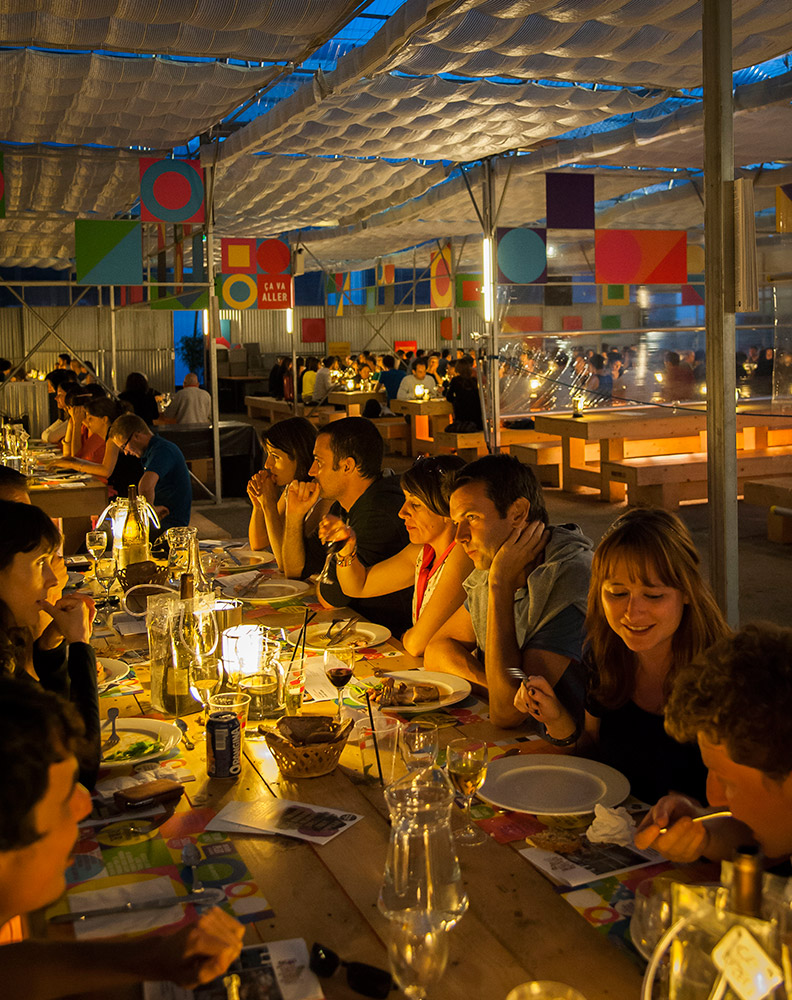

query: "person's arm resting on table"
left=424, top=603, right=481, bottom=683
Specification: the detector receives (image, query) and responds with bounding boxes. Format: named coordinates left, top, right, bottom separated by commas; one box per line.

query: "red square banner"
left=257, top=274, right=293, bottom=309
left=302, top=318, right=326, bottom=343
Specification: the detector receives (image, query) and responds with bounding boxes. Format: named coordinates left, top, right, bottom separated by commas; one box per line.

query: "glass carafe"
left=163, top=595, right=219, bottom=718
left=166, top=526, right=211, bottom=593
left=378, top=767, right=468, bottom=930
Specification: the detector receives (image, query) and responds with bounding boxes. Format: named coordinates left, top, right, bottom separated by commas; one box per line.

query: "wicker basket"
left=117, top=560, right=170, bottom=592
left=265, top=723, right=352, bottom=778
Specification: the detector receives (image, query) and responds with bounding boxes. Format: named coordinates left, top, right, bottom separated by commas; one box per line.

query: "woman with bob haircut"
left=247, top=417, right=332, bottom=578
left=52, top=396, right=142, bottom=496
left=0, top=500, right=99, bottom=786
left=515, top=507, right=729, bottom=804
left=319, top=454, right=473, bottom=655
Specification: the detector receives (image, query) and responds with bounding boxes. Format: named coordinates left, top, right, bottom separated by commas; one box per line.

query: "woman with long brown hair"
left=515, top=507, right=729, bottom=804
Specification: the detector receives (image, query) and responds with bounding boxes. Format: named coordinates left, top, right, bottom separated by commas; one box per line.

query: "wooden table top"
left=390, top=398, right=452, bottom=416
left=327, top=389, right=386, bottom=404
left=43, top=573, right=644, bottom=1000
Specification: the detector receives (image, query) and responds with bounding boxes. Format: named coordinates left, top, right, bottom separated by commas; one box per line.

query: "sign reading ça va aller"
left=257, top=274, right=293, bottom=309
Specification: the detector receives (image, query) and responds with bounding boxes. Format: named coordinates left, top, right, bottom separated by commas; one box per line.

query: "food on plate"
left=97, top=661, right=109, bottom=685
left=103, top=737, right=163, bottom=762
left=307, top=629, right=372, bottom=649
left=369, top=676, right=441, bottom=707
left=524, top=828, right=584, bottom=854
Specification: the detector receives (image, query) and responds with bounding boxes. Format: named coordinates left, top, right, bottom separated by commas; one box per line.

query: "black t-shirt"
left=318, top=474, right=412, bottom=637
left=446, top=376, right=483, bottom=429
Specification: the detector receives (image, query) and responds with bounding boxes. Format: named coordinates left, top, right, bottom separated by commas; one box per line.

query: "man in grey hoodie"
left=424, top=454, right=593, bottom=728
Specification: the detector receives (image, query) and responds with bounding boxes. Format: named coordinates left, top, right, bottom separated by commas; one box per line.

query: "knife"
left=236, top=568, right=268, bottom=597
left=49, top=889, right=224, bottom=924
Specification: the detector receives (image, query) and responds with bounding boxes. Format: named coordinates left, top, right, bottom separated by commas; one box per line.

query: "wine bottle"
left=161, top=573, right=201, bottom=717
left=118, top=484, right=150, bottom=568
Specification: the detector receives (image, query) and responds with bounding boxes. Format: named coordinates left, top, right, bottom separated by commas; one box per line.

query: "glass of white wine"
left=188, top=657, right=222, bottom=726
left=94, top=557, right=117, bottom=613
left=85, top=529, right=107, bottom=563
left=446, top=737, right=488, bottom=847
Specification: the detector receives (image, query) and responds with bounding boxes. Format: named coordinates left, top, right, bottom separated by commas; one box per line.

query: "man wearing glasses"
left=108, top=413, right=191, bottom=531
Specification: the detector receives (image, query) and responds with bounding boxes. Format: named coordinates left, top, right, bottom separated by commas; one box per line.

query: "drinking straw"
left=365, top=691, right=384, bottom=786
left=290, top=606, right=310, bottom=663
left=301, top=610, right=315, bottom=661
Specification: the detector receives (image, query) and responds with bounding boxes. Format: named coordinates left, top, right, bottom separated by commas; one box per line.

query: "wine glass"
left=446, top=738, right=488, bottom=847
left=323, top=647, right=356, bottom=718
left=387, top=914, right=449, bottom=1000
left=94, top=557, right=117, bottom=614
left=317, top=538, right=346, bottom=585
left=85, top=530, right=107, bottom=564
left=400, top=720, right=439, bottom=770
left=189, top=656, right=222, bottom=726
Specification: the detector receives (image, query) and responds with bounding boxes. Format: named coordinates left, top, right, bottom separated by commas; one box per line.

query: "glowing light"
left=202, top=309, right=209, bottom=335
left=482, top=237, right=494, bottom=324
left=286, top=307, right=294, bottom=334
left=530, top=379, right=541, bottom=389
left=655, top=372, right=664, bottom=383
left=700, top=384, right=707, bottom=395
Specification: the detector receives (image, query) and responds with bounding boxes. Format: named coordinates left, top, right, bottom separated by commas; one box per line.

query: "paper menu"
left=206, top=799, right=362, bottom=844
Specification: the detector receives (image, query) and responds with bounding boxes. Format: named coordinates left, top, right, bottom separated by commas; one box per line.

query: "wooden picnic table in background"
left=327, top=388, right=387, bottom=417
left=389, top=398, right=453, bottom=457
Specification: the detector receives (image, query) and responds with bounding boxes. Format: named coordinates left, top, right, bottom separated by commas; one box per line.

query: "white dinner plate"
left=218, top=575, right=310, bottom=604
left=96, top=657, right=130, bottom=691
left=350, top=671, right=472, bottom=714
left=478, top=755, right=630, bottom=816
left=100, top=718, right=182, bottom=768
left=286, top=621, right=391, bottom=652
left=215, top=551, right=274, bottom=573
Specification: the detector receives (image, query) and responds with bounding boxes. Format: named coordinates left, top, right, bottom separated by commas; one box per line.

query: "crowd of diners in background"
left=2, top=342, right=792, bottom=994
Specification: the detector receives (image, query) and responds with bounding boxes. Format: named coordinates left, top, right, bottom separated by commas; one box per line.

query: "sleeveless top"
left=411, top=541, right=456, bottom=624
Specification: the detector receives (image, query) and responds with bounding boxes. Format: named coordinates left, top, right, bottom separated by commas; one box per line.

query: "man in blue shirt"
left=376, top=354, right=406, bottom=403
left=109, top=413, right=191, bottom=530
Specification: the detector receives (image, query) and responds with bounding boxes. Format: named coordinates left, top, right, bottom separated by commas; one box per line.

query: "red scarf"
left=415, top=540, right=456, bottom=617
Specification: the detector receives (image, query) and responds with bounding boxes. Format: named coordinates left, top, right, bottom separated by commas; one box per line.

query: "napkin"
left=65, top=875, right=184, bottom=939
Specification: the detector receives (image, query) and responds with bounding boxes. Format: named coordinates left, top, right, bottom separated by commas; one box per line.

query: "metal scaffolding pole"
left=481, top=159, right=500, bottom=452
left=703, top=0, right=739, bottom=624
left=204, top=163, right=223, bottom=505
left=109, top=286, right=118, bottom=392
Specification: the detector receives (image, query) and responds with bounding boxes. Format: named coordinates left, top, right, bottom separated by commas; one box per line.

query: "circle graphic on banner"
left=256, top=239, right=290, bottom=274
left=498, top=228, right=547, bottom=284
left=222, top=274, right=257, bottom=310
left=140, top=160, right=204, bottom=223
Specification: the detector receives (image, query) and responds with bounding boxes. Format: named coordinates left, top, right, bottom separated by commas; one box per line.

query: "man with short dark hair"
left=109, top=414, right=191, bottom=530
left=378, top=354, right=406, bottom=403
left=397, top=360, right=436, bottom=400
left=0, top=465, right=29, bottom=503
left=309, top=417, right=411, bottom=634
left=635, top=623, right=792, bottom=861
left=57, top=353, right=71, bottom=369
left=425, top=454, right=592, bottom=728
left=0, top=678, right=244, bottom=997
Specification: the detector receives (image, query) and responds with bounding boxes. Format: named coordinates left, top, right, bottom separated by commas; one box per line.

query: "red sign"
left=257, top=275, right=293, bottom=309
left=394, top=340, right=417, bottom=355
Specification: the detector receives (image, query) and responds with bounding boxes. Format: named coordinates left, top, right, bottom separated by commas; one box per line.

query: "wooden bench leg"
left=600, top=439, right=626, bottom=502
left=768, top=509, right=792, bottom=543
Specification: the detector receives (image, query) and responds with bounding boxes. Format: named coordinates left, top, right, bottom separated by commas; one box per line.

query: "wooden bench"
left=432, top=427, right=563, bottom=463
left=602, top=446, right=792, bottom=509
left=511, top=440, right=599, bottom=489
left=373, top=416, right=409, bottom=455
left=742, top=476, right=792, bottom=543
left=245, top=396, right=303, bottom=423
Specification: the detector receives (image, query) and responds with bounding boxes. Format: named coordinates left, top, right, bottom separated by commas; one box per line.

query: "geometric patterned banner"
left=219, top=273, right=258, bottom=310
left=140, top=158, right=205, bottom=224
left=219, top=237, right=292, bottom=309
left=602, top=284, right=630, bottom=306
left=594, top=230, right=687, bottom=284
left=75, top=220, right=143, bottom=286
left=430, top=243, right=452, bottom=308
left=222, top=237, right=291, bottom=275
left=497, top=227, right=547, bottom=284
left=455, top=273, right=481, bottom=308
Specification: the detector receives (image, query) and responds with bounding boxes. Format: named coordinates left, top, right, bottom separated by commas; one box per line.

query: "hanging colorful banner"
left=595, top=230, right=687, bottom=284
left=327, top=272, right=350, bottom=317
left=219, top=273, right=258, bottom=310
left=377, top=262, right=395, bottom=285
left=501, top=316, right=543, bottom=333
left=302, top=318, right=326, bottom=343
left=0, top=152, right=5, bottom=219
left=140, top=158, right=205, bottom=223
left=430, top=243, right=453, bottom=308
left=776, top=184, right=792, bottom=233
left=221, top=238, right=257, bottom=273
left=602, top=284, right=630, bottom=306
left=497, top=227, right=547, bottom=285
left=455, top=274, right=481, bottom=308
left=546, top=173, right=595, bottom=230
left=257, top=238, right=291, bottom=275
left=75, top=220, right=143, bottom=286
left=257, top=274, right=293, bottom=310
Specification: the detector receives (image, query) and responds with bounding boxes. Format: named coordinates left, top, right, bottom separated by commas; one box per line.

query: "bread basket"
left=265, top=716, right=353, bottom=778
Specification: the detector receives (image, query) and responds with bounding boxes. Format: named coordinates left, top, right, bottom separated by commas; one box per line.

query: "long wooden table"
left=390, top=398, right=453, bottom=457
left=43, top=581, right=644, bottom=1000
left=29, top=478, right=108, bottom=552
left=327, top=388, right=386, bottom=417
left=532, top=403, right=792, bottom=501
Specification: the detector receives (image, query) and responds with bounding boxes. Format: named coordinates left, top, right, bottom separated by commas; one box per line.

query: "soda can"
left=206, top=710, right=241, bottom=779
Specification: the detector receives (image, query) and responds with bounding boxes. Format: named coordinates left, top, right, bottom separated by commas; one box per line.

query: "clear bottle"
left=378, top=766, right=468, bottom=931
left=162, top=573, right=202, bottom=717
left=118, top=484, right=150, bottom=568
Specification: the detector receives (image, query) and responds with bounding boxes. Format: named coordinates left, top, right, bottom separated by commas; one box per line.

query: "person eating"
left=247, top=417, right=332, bottom=579
left=319, top=455, right=472, bottom=656
left=514, top=507, right=729, bottom=805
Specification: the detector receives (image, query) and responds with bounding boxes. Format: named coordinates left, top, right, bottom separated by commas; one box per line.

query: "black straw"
left=291, top=606, right=310, bottom=663
left=365, top=691, right=384, bottom=786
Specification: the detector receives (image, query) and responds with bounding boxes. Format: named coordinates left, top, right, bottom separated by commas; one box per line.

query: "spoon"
left=174, top=718, right=195, bottom=750
left=657, top=810, right=732, bottom=834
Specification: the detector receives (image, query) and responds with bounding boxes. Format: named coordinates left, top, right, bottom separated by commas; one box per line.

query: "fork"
left=101, top=708, right=120, bottom=754
left=322, top=617, right=342, bottom=640
left=326, top=618, right=358, bottom=647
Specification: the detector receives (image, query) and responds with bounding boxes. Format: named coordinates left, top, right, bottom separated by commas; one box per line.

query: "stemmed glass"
left=317, top=539, right=346, bottom=585
left=323, top=647, right=355, bottom=718
left=387, top=914, right=449, bottom=1000
left=85, top=530, right=107, bottom=564
left=400, top=721, right=439, bottom=770
left=188, top=657, right=223, bottom=726
left=446, top=738, right=488, bottom=847
left=93, top=557, right=117, bottom=615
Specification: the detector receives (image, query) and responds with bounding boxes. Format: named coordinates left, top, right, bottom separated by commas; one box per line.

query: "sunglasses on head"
left=309, top=943, right=394, bottom=999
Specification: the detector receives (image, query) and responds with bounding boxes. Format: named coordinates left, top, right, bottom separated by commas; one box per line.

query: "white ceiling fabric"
left=217, top=72, right=669, bottom=162
left=0, top=0, right=367, bottom=61
left=0, top=49, right=276, bottom=148
left=383, top=0, right=792, bottom=88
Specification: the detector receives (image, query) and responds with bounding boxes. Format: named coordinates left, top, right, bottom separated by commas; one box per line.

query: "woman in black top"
left=119, top=371, right=160, bottom=427
left=444, top=357, right=483, bottom=431
left=0, top=501, right=99, bottom=787
left=514, top=508, right=729, bottom=805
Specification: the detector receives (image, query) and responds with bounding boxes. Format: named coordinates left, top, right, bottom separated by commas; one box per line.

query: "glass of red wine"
left=323, top=648, right=356, bottom=719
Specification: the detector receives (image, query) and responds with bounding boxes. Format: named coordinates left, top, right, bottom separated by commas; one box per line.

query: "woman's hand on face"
left=39, top=595, right=94, bottom=645
left=318, top=513, right=356, bottom=557
left=634, top=795, right=710, bottom=862
left=71, top=405, right=86, bottom=426
left=489, top=518, right=549, bottom=592
left=247, top=470, right=278, bottom=509
left=285, top=479, right=321, bottom=520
